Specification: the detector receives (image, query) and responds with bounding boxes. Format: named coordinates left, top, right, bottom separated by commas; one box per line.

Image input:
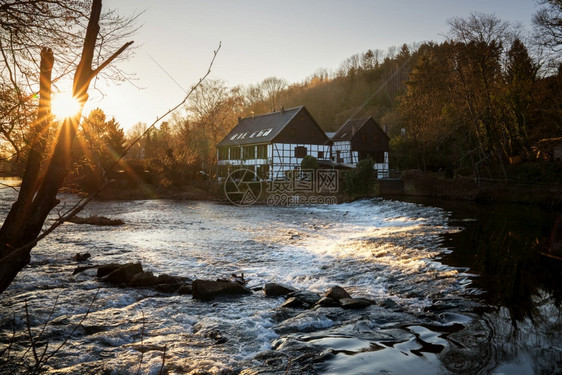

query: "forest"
left=119, top=10, right=562, bottom=190
left=2, top=4, right=562, bottom=195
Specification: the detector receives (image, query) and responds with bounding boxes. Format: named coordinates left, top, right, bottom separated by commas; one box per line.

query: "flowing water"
left=0, top=183, right=561, bottom=374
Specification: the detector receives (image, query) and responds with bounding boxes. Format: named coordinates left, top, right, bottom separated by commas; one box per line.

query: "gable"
left=350, top=118, right=389, bottom=152
left=272, top=107, right=329, bottom=145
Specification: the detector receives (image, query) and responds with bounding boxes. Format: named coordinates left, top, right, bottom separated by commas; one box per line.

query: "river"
left=0, top=185, right=560, bottom=374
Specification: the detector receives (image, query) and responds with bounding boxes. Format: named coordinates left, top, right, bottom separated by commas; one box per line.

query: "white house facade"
left=217, top=108, right=390, bottom=180
left=217, top=106, right=330, bottom=180
left=330, top=117, right=390, bottom=178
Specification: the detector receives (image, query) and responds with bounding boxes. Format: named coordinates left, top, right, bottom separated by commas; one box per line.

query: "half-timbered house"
left=217, top=106, right=331, bottom=180
left=331, top=117, right=390, bottom=178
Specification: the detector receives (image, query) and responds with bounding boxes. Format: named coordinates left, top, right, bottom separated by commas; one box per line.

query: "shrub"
left=301, top=155, right=319, bottom=170
left=343, top=158, right=375, bottom=196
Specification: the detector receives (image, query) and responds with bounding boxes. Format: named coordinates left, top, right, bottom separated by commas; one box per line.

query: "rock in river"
left=324, top=286, right=351, bottom=301
left=192, top=279, right=252, bottom=301
left=264, top=282, right=297, bottom=297
left=101, top=263, right=143, bottom=284
left=339, top=297, right=372, bottom=309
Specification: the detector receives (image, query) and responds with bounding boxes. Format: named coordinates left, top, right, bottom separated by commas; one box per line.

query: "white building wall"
left=332, top=141, right=352, bottom=164
left=218, top=142, right=331, bottom=180
left=271, top=143, right=330, bottom=179
left=374, top=151, right=389, bottom=178
left=331, top=143, right=390, bottom=178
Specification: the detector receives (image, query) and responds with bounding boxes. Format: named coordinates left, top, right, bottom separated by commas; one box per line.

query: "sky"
left=80, top=0, right=539, bottom=130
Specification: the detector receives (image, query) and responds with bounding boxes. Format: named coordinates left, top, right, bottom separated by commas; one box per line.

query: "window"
left=257, top=144, right=267, bottom=159
left=317, top=151, right=325, bottom=159
left=229, top=147, right=241, bottom=160
left=243, top=145, right=255, bottom=160
left=294, top=146, right=307, bottom=158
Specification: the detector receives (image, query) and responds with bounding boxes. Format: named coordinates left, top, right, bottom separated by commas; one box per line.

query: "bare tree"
left=448, top=12, right=513, bottom=45
left=258, top=76, right=287, bottom=111
left=0, top=0, right=134, bottom=293
left=243, top=76, right=287, bottom=114
left=533, top=0, right=562, bottom=60
left=186, top=79, right=243, bottom=176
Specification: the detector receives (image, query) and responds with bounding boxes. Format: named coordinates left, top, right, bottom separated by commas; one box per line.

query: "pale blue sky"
left=89, top=0, right=538, bottom=129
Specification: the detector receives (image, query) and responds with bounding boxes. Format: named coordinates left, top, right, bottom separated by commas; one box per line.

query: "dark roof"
left=331, top=118, right=370, bottom=141
left=217, top=106, right=304, bottom=147
left=331, top=117, right=389, bottom=142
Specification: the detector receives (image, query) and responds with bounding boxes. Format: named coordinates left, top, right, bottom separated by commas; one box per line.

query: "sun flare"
left=51, top=93, right=81, bottom=120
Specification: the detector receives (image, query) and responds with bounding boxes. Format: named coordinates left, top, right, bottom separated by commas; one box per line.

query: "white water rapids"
left=1, top=186, right=560, bottom=374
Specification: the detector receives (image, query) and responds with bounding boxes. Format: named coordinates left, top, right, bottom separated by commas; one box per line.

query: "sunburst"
left=51, top=93, right=81, bottom=120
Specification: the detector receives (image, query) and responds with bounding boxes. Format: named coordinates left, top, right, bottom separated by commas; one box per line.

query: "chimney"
left=251, top=111, right=255, bottom=119
left=352, top=125, right=356, bottom=136
left=237, top=116, right=242, bottom=124
left=280, top=106, right=285, bottom=113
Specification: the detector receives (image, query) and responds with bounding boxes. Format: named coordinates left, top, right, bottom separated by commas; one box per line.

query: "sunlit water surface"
left=0, top=185, right=560, bottom=374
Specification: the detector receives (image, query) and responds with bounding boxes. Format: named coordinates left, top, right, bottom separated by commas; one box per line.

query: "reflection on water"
left=0, top=186, right=560, bottom=374
left=439, top=201, right=562, bottom=323
left=407, top=198, right=562, bottom=374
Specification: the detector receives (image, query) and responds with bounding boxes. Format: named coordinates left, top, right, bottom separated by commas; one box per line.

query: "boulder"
left=264, top=282, right=297, bottom=297
left=192, top=279, right=252, bottom=301
left=290, top=291, right=321, bottom=307
left=73, top=252, right=91, bottom=262
left=97, top=263, right=127, bottom=278
left=102, top=263, right=143, bottom=285
left=339, top=298, right=372, bottom=309
left=156, top=274, right=190, bottom=285
left=280, top=296, right=305, bottom=308
left=324, top=286, right=351, bottom=301
left=76, top=261, right=193, bottom=294
left=128, top=271, right=159, bottom=287
left=177, top=284, right=193, bottom=295
left=314, top=296, right=340, bottom=308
